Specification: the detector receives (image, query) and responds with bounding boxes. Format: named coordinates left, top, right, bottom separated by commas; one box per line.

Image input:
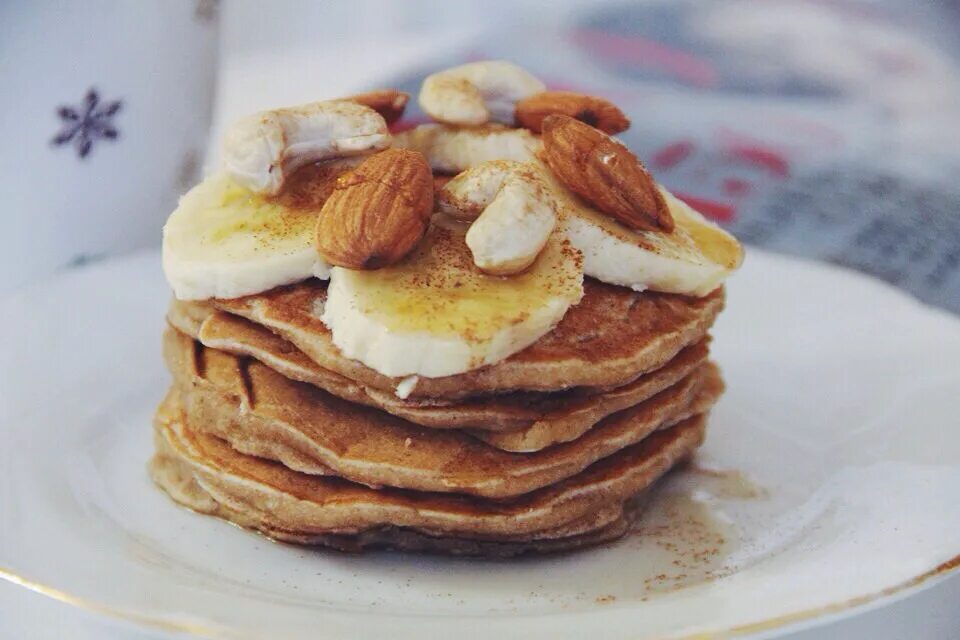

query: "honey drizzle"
left=339, top=217, right=583, bottom=342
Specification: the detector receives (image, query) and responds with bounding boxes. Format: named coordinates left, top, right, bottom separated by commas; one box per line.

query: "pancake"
left=165, top=328, right=723, bottom=497
left=173, top=278, right=724, bottom=400
left=150, top=390, right=707, bottom=541
left=168, top=305, right=711, bottom=449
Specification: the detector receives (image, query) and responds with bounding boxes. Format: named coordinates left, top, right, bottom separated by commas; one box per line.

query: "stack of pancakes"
left=151, top=278, right=726, bottom=556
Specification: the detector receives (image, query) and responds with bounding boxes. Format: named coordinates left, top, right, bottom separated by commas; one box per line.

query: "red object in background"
left=723, top=144, right=790, bottom=178
left=723, top=177, right=751, bottom=197
left=673, top=192, right=735, bottom=223
left=569, top=29, right=719, bottom=88
left=652, top=140, right=695, bottom=170
left=650, top=139, right=738, bottom=223
left=648, top=132, right=793, bottom=225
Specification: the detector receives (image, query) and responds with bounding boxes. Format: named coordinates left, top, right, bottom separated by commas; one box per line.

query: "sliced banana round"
left=222, top=100, right=390, bottom=196
left=163, top=161, right=357, bottom=301
left=405, top=125, right=743, bottom=296
left=419, top=60, right=545, bottom=126
left=320, top=215, right=584, bottom=379
left=392, top=123, right=541, bottom=173
left=439, top=161, right=558, bottom=275
left=543, top=166, right=744, bottom=296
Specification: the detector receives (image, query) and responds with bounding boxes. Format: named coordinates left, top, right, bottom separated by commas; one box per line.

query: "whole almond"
left=343, top=89, right=409, bottom=125
left=516, top=91, right=630, bottom=135
left=315, top=149, right=433, bottom=269
left=541, top=114, right=673, bottom=233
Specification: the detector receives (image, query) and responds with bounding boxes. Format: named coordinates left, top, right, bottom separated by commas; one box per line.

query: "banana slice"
left=321, top=215, right=584, bottom=379
left=392, top=124, right=541, bottom=173
left=546, top=166, right=743, bottom=296
left=163, top=162, right=354, bottom=300
left=399, top=125, right=741, bottom=296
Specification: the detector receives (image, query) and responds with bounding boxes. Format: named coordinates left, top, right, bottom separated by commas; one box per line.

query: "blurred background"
left=1, top=1, right=959, bottom=638
left=2, top=0, right=960, bottom=313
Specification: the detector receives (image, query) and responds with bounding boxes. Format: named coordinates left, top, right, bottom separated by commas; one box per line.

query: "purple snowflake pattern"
left=51, top=88, right=122, bottom=159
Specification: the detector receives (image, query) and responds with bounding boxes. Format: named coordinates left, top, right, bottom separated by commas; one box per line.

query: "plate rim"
left=2, top=558, right=958, bottom=640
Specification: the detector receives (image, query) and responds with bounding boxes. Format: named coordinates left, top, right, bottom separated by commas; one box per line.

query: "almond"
left=343, top=89, right=409, bottom=125
left=315, top=149, right=433, bottom=269
left=516, top=91, right=630, bottom=135
left=541, top=114, right=673, bottom=233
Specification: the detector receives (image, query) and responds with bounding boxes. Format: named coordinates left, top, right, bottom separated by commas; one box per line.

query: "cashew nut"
left=419, top=60, right=546, bottom=126
left=437, top=159, right=518, bottom=220
left=222, top=101, right=390, bottom=196
left=445, top=162, right=559, bottom=275
left=392, top=123, right=542, bottom=174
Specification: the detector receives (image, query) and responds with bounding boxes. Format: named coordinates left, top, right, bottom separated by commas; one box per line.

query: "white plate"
left=1, top=249, right=958, bottom=640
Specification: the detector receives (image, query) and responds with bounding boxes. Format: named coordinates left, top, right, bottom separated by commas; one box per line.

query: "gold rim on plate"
left=2, top=553, right=958, bottom=639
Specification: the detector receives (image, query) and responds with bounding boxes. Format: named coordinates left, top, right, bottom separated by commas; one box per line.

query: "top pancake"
left=167, top=303, right=711, bottom=450
left=173, top=279, right=723, bottom=400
